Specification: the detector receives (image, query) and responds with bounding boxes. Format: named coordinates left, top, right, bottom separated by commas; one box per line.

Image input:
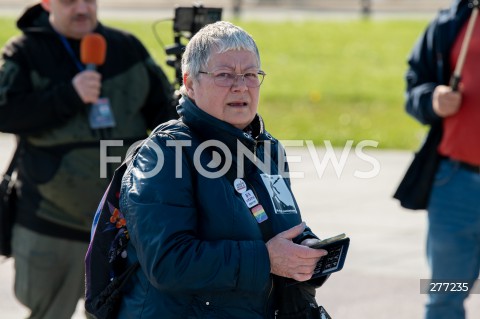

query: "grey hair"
left=179, top=21, right=260, bottom=95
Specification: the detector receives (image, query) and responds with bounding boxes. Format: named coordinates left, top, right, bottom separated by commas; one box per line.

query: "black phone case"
left=310, top=237, right=350, bottom=276
left=285, top=237, right=350, bottom=286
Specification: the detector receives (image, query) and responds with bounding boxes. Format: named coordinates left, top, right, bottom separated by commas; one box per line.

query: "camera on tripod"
left=165, top=5, right=223, bottom=90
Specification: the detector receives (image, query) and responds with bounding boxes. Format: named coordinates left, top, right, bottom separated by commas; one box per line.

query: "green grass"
left=0, top=17, right=431, bottom=149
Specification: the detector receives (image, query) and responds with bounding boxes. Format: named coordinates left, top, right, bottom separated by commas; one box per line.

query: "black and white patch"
left=260, top=174, right=297, bottom=214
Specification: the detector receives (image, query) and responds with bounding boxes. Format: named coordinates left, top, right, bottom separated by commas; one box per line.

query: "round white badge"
left=233, top=178, right=247, bottom=193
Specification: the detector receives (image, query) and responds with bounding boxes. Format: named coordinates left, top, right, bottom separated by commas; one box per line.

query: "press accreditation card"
left=88, top=97, right=116, bottom=129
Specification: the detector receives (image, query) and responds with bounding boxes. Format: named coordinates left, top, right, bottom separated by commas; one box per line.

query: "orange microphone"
left=80, top=33, right=107, bottom=71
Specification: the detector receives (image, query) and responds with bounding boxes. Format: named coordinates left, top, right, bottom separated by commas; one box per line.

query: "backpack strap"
left=1, top=138, right=23, bottom=182
left=167, top=121, right=275, bottom=241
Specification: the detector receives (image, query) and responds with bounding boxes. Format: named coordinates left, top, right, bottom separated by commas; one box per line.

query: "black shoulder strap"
left=179, top=121, right=276, bottom=242
left=153, top=123, right=272, bottom=240
left=2, top=139, right=23, bottom=181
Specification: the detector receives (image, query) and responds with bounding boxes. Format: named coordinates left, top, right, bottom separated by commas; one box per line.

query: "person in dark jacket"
left=118, top=21, right=329, bottom=318
left=0, top=0, right=176, bottom=318
left=397, top=1, right=480, bottom=318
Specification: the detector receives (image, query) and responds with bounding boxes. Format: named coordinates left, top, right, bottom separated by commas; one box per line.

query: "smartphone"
left=309, top=233, right=347, bottom=249
left=309, top=234, right=350, bottom=276
left=285, top=233, right=350, bottom=286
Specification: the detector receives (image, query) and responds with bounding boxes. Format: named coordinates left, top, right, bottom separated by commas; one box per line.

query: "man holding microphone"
left=0, top=1, right=176, bottom=318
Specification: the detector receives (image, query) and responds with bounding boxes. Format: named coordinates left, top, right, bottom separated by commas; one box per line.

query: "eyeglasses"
left=198, top=70, right=266, bottom=88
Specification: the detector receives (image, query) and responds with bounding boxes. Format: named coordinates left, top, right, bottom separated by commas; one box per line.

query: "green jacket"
left=0, top=4, right=176, bottom=241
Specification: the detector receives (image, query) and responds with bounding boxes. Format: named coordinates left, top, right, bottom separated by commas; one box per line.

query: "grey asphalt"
left=2, top=132, right=480, bottom=318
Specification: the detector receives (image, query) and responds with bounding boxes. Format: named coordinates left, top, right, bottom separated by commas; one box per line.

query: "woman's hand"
left=266, top=222, right=327, bottom=282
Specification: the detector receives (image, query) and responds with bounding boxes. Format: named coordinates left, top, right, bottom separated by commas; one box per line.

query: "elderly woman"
left=118, top=21, right=328, bottom=318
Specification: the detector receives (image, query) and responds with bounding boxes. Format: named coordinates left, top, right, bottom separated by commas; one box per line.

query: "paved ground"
left=2, top=133, right=480, bottom=318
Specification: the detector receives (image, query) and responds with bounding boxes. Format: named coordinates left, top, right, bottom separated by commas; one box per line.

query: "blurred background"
left=2, top=1, right=479, bottom=318
left=0, top=0, right=454, bottom=150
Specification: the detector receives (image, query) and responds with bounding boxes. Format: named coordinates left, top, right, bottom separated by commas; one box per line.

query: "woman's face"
left=185, top=49, right=261, bottom=130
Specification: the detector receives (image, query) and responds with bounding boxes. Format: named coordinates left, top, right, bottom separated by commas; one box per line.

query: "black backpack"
left=84, top=144, right=141, bottom=319
left=85, top=129, right=189, bottom=319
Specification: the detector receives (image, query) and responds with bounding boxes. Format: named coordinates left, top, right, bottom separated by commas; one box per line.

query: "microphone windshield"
left=80, top=33, right=107, bottom=66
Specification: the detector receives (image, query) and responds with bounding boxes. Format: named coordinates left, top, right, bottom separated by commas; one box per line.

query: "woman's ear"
left=41, top=0, right=51, bottom=12
left=183, top=73, right=195, bottom=98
